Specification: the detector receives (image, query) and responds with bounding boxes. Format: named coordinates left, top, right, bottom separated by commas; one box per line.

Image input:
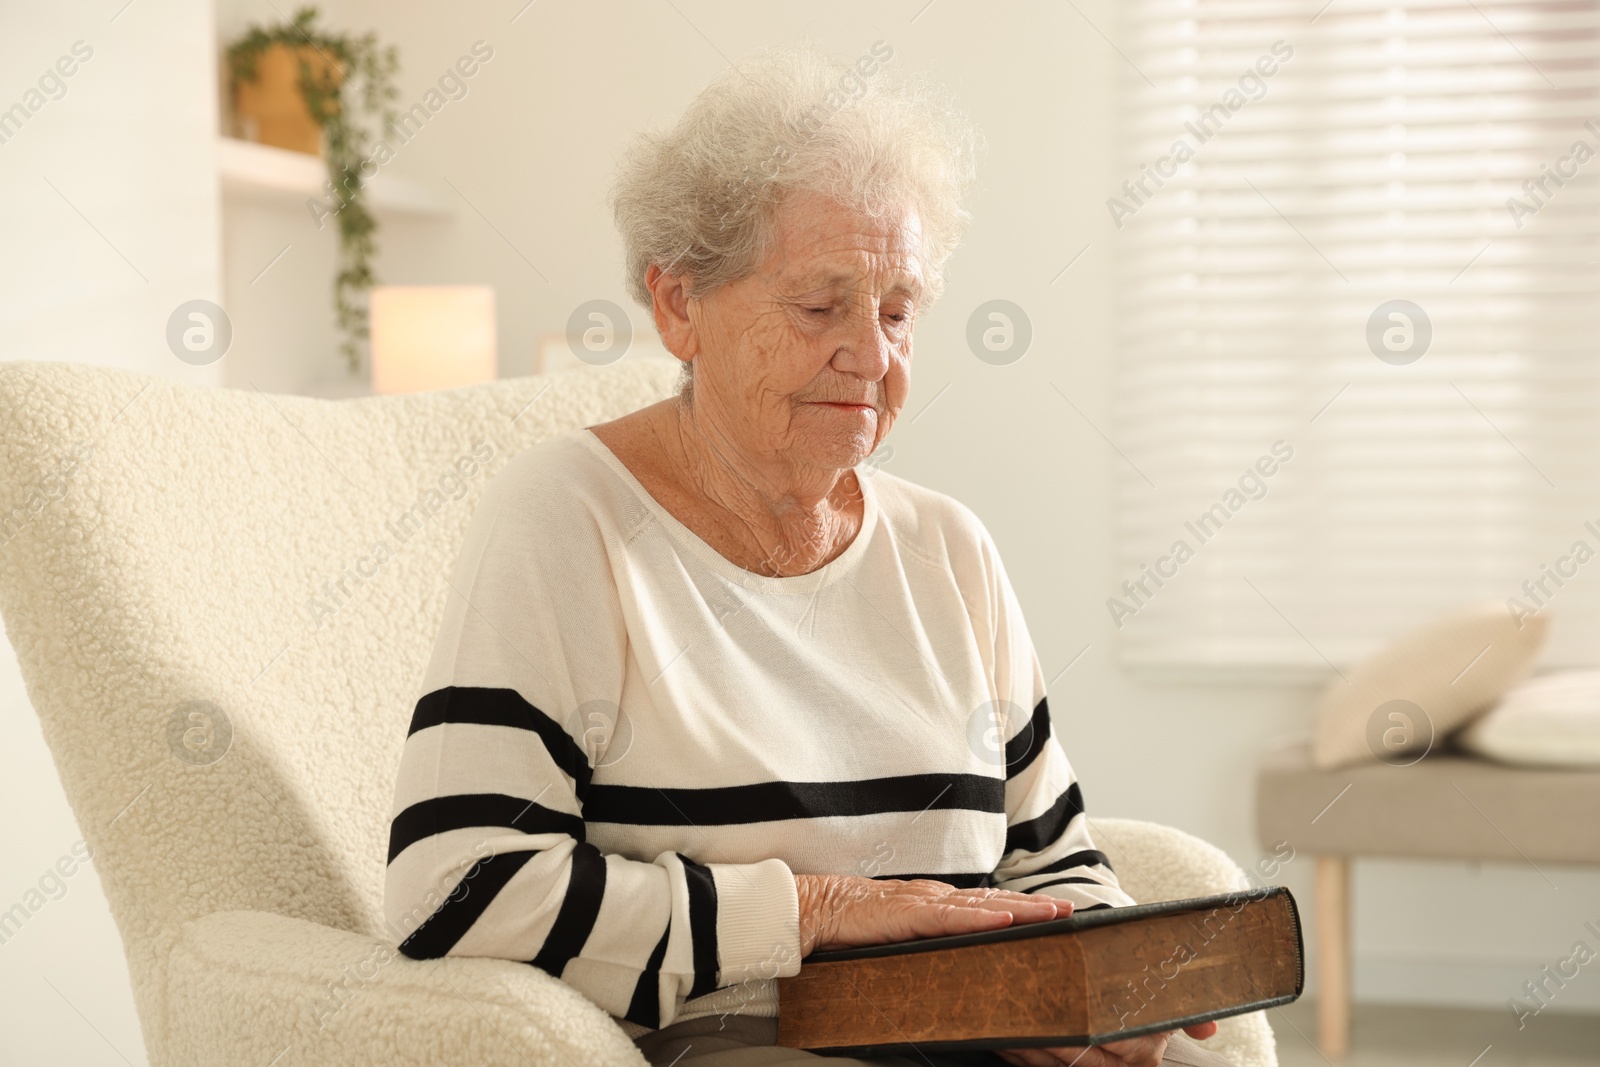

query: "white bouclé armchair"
left=0, top=359, right=1278, bottom=1067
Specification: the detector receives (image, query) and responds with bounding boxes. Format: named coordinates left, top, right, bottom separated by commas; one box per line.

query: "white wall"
left=4, top=2, right=1598, bottom=1063
left=0, top=1, right=223, bottom=1063
left=0, top=2, right=224, bottom=381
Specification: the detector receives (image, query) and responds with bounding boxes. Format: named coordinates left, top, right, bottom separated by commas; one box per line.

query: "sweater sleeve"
left=975, top=525, right=1138, bottom=911
left=383, top=452, right=801, bottom=1029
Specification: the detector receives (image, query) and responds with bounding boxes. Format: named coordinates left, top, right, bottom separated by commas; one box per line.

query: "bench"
left=1255, top=739, right=1600, bottom=1057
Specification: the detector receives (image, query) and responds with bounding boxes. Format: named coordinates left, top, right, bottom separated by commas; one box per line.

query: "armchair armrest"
left=166, top=910, right=648, bottom=1067
left=1092, top=816, right=1261, bottom=904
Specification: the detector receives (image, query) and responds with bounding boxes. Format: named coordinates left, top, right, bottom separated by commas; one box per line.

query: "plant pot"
left=232, top=42, right=342, bottom=156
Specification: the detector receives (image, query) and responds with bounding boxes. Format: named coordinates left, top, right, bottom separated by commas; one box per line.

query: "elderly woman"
left=385, top=45, right=1234, bottom=1067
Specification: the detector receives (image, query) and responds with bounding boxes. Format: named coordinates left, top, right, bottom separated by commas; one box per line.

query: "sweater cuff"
left=708, top=858, right=800, bottom=985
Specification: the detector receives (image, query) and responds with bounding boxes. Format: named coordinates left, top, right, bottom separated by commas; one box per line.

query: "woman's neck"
left=591, top=398, right=864, bottom=579
left=665, top=395, right=863, bottom=577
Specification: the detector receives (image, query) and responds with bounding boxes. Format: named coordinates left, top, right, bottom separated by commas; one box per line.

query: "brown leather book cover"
left=775, top=886, right=1302, bottom=1055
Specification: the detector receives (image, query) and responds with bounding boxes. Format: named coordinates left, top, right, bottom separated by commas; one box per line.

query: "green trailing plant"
left=227, top=7, right=399, bottom=375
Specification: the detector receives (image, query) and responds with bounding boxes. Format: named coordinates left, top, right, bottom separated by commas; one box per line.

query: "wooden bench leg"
left=1316, top=855, right=1351, bottom=1058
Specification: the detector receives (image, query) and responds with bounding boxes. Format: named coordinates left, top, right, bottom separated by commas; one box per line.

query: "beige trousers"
left=632, top=1014, right=1241, bottom=1067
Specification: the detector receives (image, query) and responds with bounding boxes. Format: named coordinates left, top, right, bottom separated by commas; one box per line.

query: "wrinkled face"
left=687, top=190, right=923, bottom=476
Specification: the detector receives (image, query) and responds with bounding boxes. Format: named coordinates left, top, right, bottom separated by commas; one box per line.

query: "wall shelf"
left=216, top=136, right=455, bottom=218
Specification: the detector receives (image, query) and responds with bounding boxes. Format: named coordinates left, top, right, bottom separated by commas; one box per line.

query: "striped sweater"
left=383, top=427, right=1135, bottom=1037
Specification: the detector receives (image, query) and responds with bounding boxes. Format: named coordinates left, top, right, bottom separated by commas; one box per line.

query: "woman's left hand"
left=993, top=1020, right=1218, bottom=1067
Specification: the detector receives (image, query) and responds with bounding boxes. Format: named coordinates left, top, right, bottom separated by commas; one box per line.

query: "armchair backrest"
left=0, top=358, right=677, bottom=1063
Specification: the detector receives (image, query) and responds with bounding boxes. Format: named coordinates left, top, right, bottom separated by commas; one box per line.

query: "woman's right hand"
left=794, top=873, right=1067, bottom=956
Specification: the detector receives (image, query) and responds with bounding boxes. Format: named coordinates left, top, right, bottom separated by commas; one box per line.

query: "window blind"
left=1113, top=0, right=1600, bottom=674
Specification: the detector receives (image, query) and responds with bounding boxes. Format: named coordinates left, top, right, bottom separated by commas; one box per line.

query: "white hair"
left=610, top=41, right=980, bottom=389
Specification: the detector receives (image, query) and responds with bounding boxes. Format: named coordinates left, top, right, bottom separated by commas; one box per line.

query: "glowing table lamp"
left=369, top=285, right=497, bottom=394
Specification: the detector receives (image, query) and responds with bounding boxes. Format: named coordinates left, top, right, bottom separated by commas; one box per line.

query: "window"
left=1114, top=0, right=1600, bottom=674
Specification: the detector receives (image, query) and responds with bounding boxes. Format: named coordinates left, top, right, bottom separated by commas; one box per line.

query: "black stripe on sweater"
left=680, top=854, right=720, bottom=999
left=1004, top=782, right=1086, bottom=857
left=1035, top=848, right=1114, bottom=876
left=626, top=926, right=673, bottom=1028
left=1004, top=697, right=1052, bottom=778
left=398, top=849, right=536, bottom=960
left=585, top=773, right=1003, bottom=827
left=407, top=686, right=593, bottom=800
left=1022, top=875, right=1111, bottom=893
left=387, top=793, right=585, bottom=865
left=530, top=842, right=607, bottom=978
left=870, top=871, right=992, bottom=889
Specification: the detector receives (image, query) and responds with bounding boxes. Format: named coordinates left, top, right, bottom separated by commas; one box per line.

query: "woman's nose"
left=831, top=311, right=894, bottom=382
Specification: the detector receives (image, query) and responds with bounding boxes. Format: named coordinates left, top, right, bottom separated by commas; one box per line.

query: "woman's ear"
left=644, top=264, right=697, bottom=371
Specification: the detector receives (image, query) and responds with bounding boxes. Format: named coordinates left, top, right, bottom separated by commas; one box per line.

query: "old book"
left=775, top=886, right=1302, bottom=1055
